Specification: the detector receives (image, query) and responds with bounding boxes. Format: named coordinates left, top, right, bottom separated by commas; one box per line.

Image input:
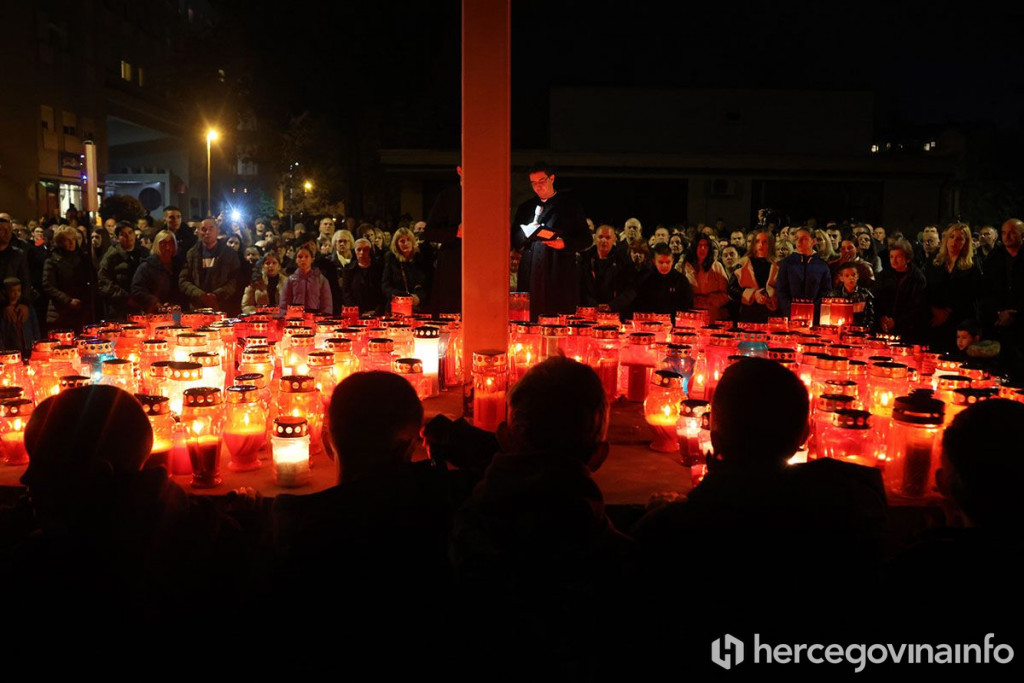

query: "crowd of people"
left=3, top=204, right=1021, bottom=381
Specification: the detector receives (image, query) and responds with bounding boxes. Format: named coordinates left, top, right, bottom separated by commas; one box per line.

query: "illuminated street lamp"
left=206, top=129, right=219, bottom=216
left=303, top=180, right=313, bottom=192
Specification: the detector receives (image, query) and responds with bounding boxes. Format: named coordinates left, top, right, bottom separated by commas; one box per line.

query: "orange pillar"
left=462, top=0, right=511, bottom=373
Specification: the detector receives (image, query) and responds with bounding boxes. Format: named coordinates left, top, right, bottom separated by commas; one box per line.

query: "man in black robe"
left=510, top=162, right=592, bottom=320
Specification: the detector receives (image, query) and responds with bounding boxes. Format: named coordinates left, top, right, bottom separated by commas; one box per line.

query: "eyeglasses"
left=530, top=176, right=551, bottom=186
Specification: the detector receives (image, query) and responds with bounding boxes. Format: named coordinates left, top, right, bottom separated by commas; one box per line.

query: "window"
left=137, top=66, right=144, bottom=86
left=120, top=60, right=132, bottom=81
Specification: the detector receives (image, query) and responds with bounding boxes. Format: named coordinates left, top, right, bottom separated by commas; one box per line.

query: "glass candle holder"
left=272, top=416, right=311, bottom=487
left=314, top=320, right=344, bottom=349
left=224, top=385, right=267, bottom=472
left=282, top=334, right=316, bottom=375
left=238, top=345, right=275, bottom=386
left=365, top=338, right=396, bottom=374
left=587, top=325, right=620, bottom=400
left=619, top=332, right=658, bottom=403
left=276, top=375, right=324, bottom=455
left=306, top=350, right=337, bottom=405
left=811, top=355, right=850, bottom=400
left=412, top=327, right=440, bottom=397
left=509, top=292, right=531, bottom=322
left=945, top=387, right=998, bottom=426
left=866, top=362, right=909, bottom=419
left=390, top=295, right=414, bottom=318
left=138, top=339, right=170, bottom=392
left=49, top=328, right=75, bottom=345
left=817, top=409, right=878, bottom=468
left=395, top=358, right=429, bottom=401
left=677, top=399, right=711, bottom=468
left=77, top=338, right=115, bottom=383
left=0, top=398, right=34, bottom=466
left=819, top=298, right=854, bottom=327
left=324, top=337, right=358, bottom=384
left=59, top=375, right=91, bottom=392
left=509, top=322, right=540, bottom=384
left=884, top=390, right=944, bottom=499
left=190, top=351, right=225, bottom=392
left=575, top=306, right=596, bottom=322
left=136, top=393, right=174, bottom=469
left=98, top=358, right=138, bottom=394
left=472, top=350, right=508, bottom=432
left=702, top=333, right=737, bottom=404
left=173, top=331, right=209, bottom=362
left=181, top=387, right=225, bottom=489
left=385, top=322, right=414, bottom=359
left=164, top=361, right=204, bottom=415
left=115, top=325, right=147, bottom=363
left=675, top=310, right=709, bottom=329
left=439, top=319, right=464, bottom=389
left=935, top=374, right=972, bottom=408
left=811, top=393, right=858, bottom=457
left=539, top=325, right=569, bottom=362
left=340, top=306, right=360, bottom=324
left=644, top=371, right=685, bottom=452
left=789, top=299, right=815, bottom=328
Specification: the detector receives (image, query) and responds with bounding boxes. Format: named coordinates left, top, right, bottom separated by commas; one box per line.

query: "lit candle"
left=272, top=416, right=310, bottom=487
left=0, top=399, right=33, bottom=466
left=224, top=386, right=267, bottom=471
left=472, top=350, right=508, bottom=432
left=644, top=371, right=684, bottom=452
left=181, top=387, right=225, bottom=488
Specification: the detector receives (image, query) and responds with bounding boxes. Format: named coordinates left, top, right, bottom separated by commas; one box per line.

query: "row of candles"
left=0, top=301, right=465, bottom=488
left=1, top=294, right=1016, bottom=498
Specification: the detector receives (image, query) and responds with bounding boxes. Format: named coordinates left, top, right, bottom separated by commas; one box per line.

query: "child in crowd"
left=954, top=319, right=1000, bottom=369
left=828, top=262, right=875, bottom=329
left=1, top=277, right=41, bottom=358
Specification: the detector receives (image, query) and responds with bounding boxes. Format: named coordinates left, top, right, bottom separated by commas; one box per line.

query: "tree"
left=100, top=195, right=146, bottom=224
left=276, top=112, right=351, bottom=222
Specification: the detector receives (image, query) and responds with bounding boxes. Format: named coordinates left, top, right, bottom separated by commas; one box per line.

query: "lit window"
left=120, top=60, right=132, bottom=81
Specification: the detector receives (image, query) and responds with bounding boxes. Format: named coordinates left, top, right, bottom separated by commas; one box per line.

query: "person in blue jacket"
left=776, top=226, right=833, bottom=324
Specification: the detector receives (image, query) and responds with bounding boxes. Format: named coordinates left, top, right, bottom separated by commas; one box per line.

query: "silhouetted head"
left=710, top=358, right=809, bottom=468
left=328, top=371, right=423, bottom=484
left=23, top=386, right=153, bottom=499
left=939, top=399, right=1024, bottom=531
left=503, top=357, right=609, bottom=470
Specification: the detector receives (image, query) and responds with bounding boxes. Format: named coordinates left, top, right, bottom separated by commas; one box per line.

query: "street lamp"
left=303, top=180, right=313, bottom=192
left=206, top=129, right=219, bottom=216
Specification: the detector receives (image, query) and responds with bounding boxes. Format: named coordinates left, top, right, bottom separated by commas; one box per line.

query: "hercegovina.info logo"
left=711, top=633, right=1014, bottom=673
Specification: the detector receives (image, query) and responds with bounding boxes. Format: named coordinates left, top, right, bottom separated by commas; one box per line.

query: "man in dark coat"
left=980, top=219, right=1024, bottom=380
left=511, top=162, right=592, bottom=319
left=178, top=218, right=241, bottom=315
left=422, top=167, right=463, bottom=315
left=580, top=224, right=636, bottom=312
left=98, top=221, right=148, bottom=320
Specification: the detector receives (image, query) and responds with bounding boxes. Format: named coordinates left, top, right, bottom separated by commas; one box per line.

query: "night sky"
left=219, top=1, right=1024, bottom=147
